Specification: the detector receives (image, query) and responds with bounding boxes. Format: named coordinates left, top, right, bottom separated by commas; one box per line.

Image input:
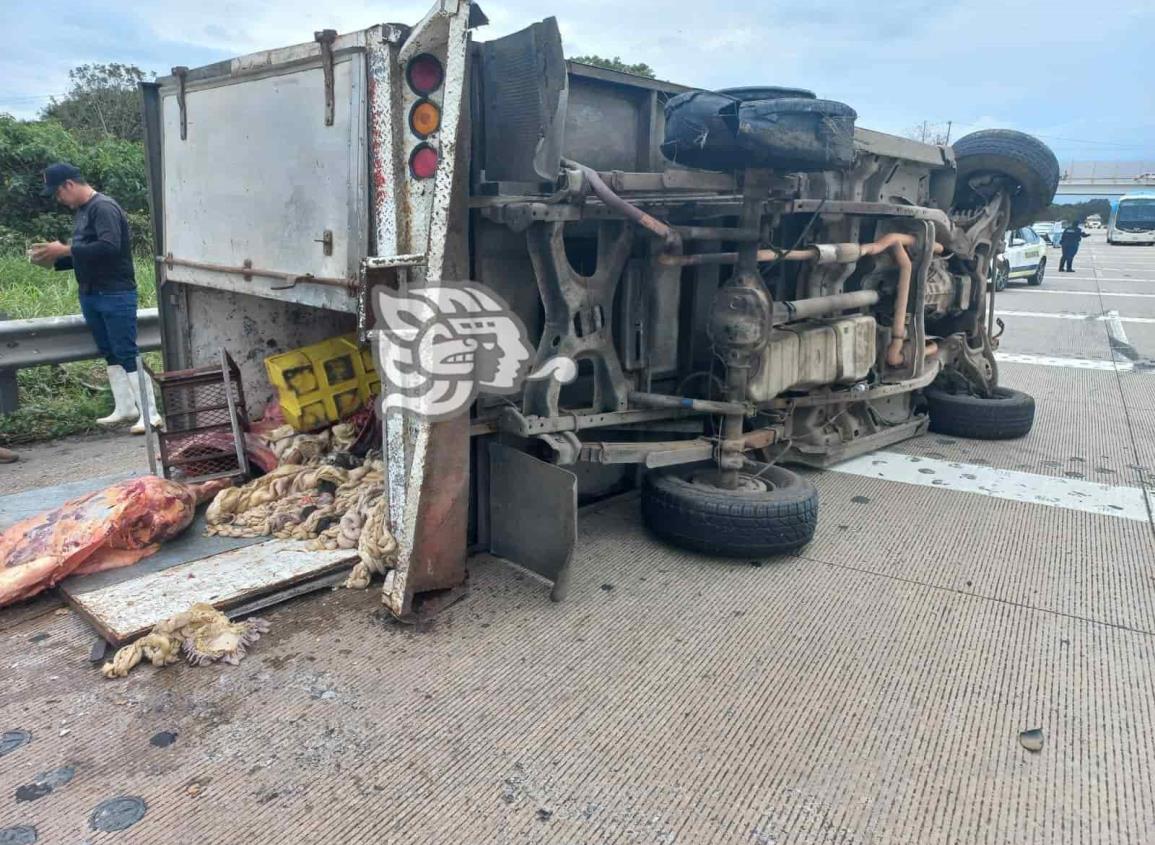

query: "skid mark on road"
left=831, top=452, right=1152, bottom=522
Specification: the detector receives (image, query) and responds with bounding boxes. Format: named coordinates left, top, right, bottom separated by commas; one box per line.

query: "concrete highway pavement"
left=1, top=233, right=1154, bottom=844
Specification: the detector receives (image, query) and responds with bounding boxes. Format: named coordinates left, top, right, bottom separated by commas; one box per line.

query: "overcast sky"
left=2, top=0, right=1152, bottom=168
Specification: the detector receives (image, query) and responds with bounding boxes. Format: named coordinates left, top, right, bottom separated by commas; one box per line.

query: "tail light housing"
left=409, top=143, right=439, bottom=179
left=406, top=54, right=444, bottom=96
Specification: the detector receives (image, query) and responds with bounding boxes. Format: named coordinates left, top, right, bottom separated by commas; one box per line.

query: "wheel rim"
left=688, top=468, right=773, bottom=494
left=1037, top=260, right=1045, bottom=283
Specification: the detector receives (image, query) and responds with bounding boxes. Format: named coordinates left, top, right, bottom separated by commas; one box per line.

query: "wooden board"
left=63, top=539, right=355, bottom=645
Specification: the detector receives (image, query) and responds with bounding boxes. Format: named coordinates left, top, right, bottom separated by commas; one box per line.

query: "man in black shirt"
left=30, top=163, right=161, bottom=433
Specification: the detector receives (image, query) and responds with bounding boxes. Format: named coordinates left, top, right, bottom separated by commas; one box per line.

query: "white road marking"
left=831, top=452, right=1152, bottom=522
left=1002, top=289, right=1155, bottom=299
left=996, top=310, right=1155, bottom=324
left=1056, top=277, right=1155, bottom=283
left=1104, top=310, right=1130, bottom=348
left=993, top=352, right=1138, bottom=372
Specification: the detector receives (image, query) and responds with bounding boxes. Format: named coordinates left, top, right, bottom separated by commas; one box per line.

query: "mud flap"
left=476, top=17, right=568, bottom=183
left=488, top=443, right=576, bottom=601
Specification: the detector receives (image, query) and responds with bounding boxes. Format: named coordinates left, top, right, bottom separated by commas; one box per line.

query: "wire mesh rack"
left=144, top=350, right=251, bottom=485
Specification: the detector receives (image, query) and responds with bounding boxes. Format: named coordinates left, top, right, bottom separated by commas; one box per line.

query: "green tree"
left=570, top=55, right=656, bottom=79
left=0, top=115, right=152, bottom=256
left=1039, top=198, right=1113, bottom=225
left=905, top=121, right=953, bottom=145
left=41, top=63, right=153, bottom=143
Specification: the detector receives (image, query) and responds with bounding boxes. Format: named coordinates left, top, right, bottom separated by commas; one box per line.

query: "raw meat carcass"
left=0, top=476, right=221, bottom=607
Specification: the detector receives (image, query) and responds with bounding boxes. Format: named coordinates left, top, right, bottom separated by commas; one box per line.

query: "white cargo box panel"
left=158, top=39, right=369, bottom=313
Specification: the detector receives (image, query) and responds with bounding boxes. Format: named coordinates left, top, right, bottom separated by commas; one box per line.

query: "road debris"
left=15, top=767, right=75, bottom=802
left=1019, top=728, right=1045, bottom=752
left=102, top=603, right=269, bottom=678
left=150, top=731, right=178, bottom=748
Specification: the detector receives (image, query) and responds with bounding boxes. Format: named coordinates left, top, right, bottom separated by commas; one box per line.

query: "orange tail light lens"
left=409, top=100, right=441, bottom=138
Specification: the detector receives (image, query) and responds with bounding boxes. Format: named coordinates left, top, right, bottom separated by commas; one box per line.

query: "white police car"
left=996, top=226, right=1047, bottom=288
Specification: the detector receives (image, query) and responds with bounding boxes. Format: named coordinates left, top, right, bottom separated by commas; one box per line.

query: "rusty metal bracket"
left=171, top=66, right=189, bottom=140
left=523, top=220, right=634, bottom=419
left=578, top=437, right=715, bottom=469
left=314, top=30, right=337, bottom=126
left=315, top=229, right=334, bottom=256
left=498, top=405, right=699, bottom=436
left=162, top=253, right=357, bottom=294
left=536, top=431, right=582, bottom=465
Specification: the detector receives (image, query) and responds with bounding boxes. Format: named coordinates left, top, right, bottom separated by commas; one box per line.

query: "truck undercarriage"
left=140, top=1, right=1059, bottom=613
left=461, top=20, right=1059, bottom=577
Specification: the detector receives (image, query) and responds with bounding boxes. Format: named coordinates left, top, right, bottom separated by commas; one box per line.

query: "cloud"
left=2, top=0, right=1152, bottom=163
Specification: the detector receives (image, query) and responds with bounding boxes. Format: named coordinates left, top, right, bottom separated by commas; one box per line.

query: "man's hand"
left=28, top=241, right=70, bottom=267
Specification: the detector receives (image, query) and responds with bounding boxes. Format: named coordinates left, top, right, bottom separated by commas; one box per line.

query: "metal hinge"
left=172, top=66, right=189, bottom=140
left=314, top=29, right=337, bottom=126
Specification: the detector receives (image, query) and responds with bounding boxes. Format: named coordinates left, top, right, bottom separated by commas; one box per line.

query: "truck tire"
left=1027, top=257, right=1046, bottom=286
left=735, top=97, right=858, bottom=172
left=661, top=87, right=858, bottom=173
left=662, top=88, right=812, bottom=171
left=924, top=386, right=1035, bottom=439
left=641, top=461, right=819, bottom=557
left=951, top=130, right=1060, bottom=229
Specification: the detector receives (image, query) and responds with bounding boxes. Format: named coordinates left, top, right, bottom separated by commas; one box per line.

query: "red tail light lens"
left=409, top=143, right=439, bottom=179
left=406, top=54, right=444, bottom=95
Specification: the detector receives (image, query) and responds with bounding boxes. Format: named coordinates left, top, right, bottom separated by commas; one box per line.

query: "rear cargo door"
left=156, top=36, right=369, bottom=312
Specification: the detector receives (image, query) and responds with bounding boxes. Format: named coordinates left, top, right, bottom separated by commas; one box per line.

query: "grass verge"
left=0, top=256, right=158, bottom=446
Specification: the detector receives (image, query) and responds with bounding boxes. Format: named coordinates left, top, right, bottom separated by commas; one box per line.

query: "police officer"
left=29, top=163, right=161, bottom=433
left=1058, top=219, right=1089, bottom=272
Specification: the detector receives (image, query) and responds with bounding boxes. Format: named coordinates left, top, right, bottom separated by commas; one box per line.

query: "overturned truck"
left=142, top=0, right=1059, bottom=617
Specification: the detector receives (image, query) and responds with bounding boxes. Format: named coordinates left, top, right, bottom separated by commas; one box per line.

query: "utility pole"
left=945, top=120, right=952, bottom=144
left=921, top=120, right=928, bottom=143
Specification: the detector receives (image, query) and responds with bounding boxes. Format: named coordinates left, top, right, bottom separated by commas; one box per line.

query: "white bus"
left=1107, top=194, right=1155, bottom=245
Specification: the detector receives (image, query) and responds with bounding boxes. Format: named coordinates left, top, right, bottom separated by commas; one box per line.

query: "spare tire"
left=641, top=461, right=819, bottom=557
left=951, top=130, right=1060, bottom=229
left=661, top=87, right=857, bottom=173
left=924, top=385, right=1035, bottom=439
left=735, top=97, right=857, bottom=172
left=718, top=86, right=816, bottom=102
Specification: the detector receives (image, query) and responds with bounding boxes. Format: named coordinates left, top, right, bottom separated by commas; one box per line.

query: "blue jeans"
left=79, top=290, right=139, bottom=372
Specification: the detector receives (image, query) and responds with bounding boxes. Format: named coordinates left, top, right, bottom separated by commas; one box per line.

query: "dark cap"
left=41, top=162, right=82, bottom=196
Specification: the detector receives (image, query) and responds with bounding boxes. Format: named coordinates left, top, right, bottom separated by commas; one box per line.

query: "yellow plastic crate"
left=265, top=334, right=380, bottom=431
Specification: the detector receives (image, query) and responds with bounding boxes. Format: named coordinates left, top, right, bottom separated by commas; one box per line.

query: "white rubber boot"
left=126, top=365, right=163, bottom=435
left=97, top=365, right=139, bottom=426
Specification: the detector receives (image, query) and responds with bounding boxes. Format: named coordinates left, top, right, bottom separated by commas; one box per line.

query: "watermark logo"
left=371, top=282, right=576, bottom=421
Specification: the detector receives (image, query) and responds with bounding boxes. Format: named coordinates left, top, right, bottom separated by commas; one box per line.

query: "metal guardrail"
left=0, top=309, right=161, bottom=414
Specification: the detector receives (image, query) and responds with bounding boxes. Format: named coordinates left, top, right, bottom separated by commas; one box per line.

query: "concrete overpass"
left=1054, top=161, right=1155, bottom=196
